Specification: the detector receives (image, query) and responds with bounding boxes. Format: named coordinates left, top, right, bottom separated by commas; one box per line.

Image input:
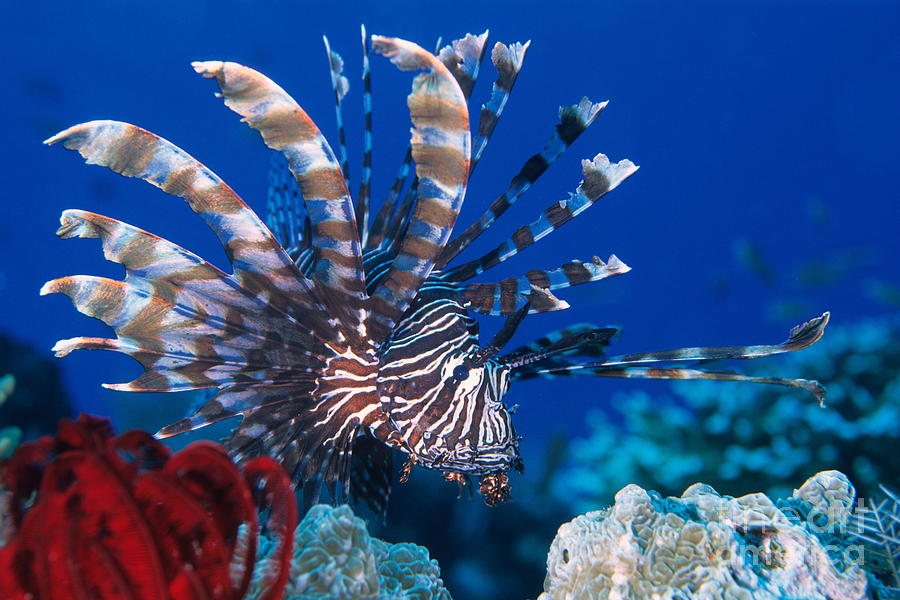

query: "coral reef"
left=248, top=504, right=451, bottom=600
left=0, top=415, right=297, bottom=599
left=539, top=471, right=868, bottom=599
left=558, top=313, right=900, bottom=511
left=851, top=483, right=900, bottom=598
left=0, top=375, right=20, bottom=459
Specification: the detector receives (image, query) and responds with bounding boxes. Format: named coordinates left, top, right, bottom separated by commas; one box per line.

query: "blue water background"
left=1, top=1, right=898, bottom=465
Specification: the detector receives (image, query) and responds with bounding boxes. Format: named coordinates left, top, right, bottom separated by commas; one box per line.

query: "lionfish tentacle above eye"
left=367, top=35, right=471, bottom=340
left=444, top=153, right=638, bottom=282
left=439, top=98, right=607, bottom=267
left=192, top=60, right=369, bottom=341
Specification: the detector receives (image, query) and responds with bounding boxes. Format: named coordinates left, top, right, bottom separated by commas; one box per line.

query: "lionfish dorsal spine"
left=322, top=34, right=351, bottom=190
left=438, top=97, right=608, bottom=267
left=445, top=153, right=638, bottom=283
left=468, top=41, right=530, bottom=174
left=357, top=24, right=374, bottom=246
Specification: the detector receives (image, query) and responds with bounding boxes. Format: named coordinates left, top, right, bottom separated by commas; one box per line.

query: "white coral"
left=540, top=471, right=868, bottom=600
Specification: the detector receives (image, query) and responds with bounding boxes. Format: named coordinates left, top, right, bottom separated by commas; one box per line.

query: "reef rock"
left=249, top=504, right=452, bottom=600
left=540, top=471, right=868, bottom=599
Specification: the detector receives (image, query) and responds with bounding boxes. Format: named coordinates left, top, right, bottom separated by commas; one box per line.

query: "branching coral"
left=539, top=471, right=868, bottom=599
left=851, top=483, right=900, bottom=598
left=557, top=313, right=900, bottom=511
left=247, top=504, right=452, bottom=600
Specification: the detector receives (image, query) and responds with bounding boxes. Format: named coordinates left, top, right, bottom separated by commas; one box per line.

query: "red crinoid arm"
left=164, top=442, right=258, bottom=549
left=133, top=472, right=231, bottom=594
left=164, top=442, right=260, bottom=598
left=41, top=451, right=169, bottom=599
left=241, top=457, right=298, bottom=600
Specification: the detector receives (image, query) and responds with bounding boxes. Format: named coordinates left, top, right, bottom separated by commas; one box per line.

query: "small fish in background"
left=88, top=177, right=118, bottom=205
left=865, top=280, right=900, bottom=309
left=21, top=77, right=64, bottom=104
left=733, top=238, right=776, bottom=286
left=806, top=195, right=831, bottom=227
left=767, top=299, right=815, bottom=324
left=708, top=271, right=732, bottom=299
left=795, top=247, right=878, bottom=288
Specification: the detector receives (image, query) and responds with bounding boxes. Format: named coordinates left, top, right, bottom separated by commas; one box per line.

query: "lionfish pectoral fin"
left=501, top=326, right=620, bottom=369
left=192, top=60, right=369, bottom=341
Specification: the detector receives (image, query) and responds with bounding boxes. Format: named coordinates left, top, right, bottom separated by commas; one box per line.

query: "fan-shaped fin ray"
left=446, top=153, right=638, bottom=282
left=192, top=60, right=369, bottom=340
left=368, top=35, right=471, bottom=340
left=439, top=99, right=607, bottom=266
left=349, top=433, right=394, bottom=518
left=44, top=121, right=317, bottom=304
left=470, top=41, right=530, bottom=172
left=155, top=382, right=314, bottom=438
left=50, top=209, right=335, bottom=350
left=41, top=275, right=326, bottom=391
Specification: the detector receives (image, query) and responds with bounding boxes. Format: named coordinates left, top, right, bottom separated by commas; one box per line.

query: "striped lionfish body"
left=42, top=31, right=829, bottom=512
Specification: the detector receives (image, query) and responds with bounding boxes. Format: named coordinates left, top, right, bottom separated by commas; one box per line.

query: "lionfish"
left=41, top=30, right=829, bottom=512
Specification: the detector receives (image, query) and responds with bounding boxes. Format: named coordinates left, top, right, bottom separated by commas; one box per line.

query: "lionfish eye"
left=452, top=365, right=470, bottom=381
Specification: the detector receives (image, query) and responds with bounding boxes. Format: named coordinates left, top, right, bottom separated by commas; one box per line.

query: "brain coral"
left=248, top=504, right=452, bottom=600
left=557, top=312, right=900, bottom=511
left=539, top=471, right=868, bottom=600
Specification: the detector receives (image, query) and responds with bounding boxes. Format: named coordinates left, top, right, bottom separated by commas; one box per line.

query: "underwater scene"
left=1, top=1, right=898, bottom=598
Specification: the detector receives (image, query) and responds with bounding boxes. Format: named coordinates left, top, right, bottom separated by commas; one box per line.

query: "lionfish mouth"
left=41, top=28, right=828, bottom=514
